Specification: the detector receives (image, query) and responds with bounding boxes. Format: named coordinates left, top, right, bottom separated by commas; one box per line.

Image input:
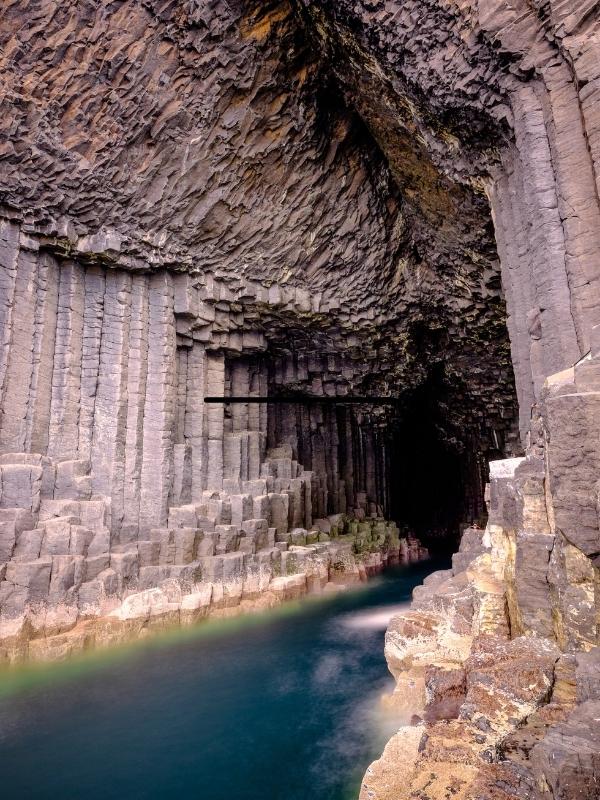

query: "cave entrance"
left=209, top=371, right=498, bottom=555
left=386, top=369, right=497, bottom=554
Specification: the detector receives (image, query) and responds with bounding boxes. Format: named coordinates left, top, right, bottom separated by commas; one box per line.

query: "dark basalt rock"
left=1, top=1, right=600, bottom=796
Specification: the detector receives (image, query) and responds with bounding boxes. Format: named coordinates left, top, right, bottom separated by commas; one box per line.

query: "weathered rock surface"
left=0, top=429, right=427, bottom=660
left=1, top=0, right=600, bottom=794
left=363, top=350, right=600, bottom=799
left=0, top=0, right=520, bottom=659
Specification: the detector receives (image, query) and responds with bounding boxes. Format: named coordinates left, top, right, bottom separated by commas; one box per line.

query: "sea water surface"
left=0, top=560, right=441, bottom=800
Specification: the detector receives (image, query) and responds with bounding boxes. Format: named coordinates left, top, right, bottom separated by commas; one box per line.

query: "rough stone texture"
left=1, top=510, right=426, bottom=662
left=0, top=0, right=519, bottom=477
left=364, top=352, right=600, bottom=800
left=0, top=413, right=427, bottom=659
left=301, top=0, right=600, bottom=443
left=0, top=236, right=436, bottom=658
left=1, top=0, right=600, bottom=794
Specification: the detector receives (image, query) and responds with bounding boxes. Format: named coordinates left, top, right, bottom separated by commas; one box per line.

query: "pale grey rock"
left=5, top=557, right=52, bottom=601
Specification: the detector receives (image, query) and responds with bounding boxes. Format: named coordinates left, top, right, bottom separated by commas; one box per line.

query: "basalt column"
left=268, top=401, right=385, bottom=520
left=1, top=249, right=434, bottom=658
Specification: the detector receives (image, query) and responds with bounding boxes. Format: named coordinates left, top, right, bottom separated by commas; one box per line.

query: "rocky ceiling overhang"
left=301, top=0, right=600, bottom=436
left=0, top=0, right=545, bottom=456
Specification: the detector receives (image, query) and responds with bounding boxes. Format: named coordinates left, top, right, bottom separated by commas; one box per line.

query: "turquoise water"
left=0, top=561, right=440, bottom=800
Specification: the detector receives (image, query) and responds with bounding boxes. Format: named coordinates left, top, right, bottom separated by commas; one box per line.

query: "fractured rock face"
left=0, top=0, right=518, bottom=465
left=366, top=347, right=600, bottom=800
left=0, top=0, right=520, bottom=659
left=0, top=429, right=427, bottom=659
left=1, top=0, right=600, bottom=791
left=302, top=0, right=600, bottom=444
left=532, top=700, right=600, bottom=800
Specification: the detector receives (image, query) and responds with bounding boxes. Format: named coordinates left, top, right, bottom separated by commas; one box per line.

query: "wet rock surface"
left=363, top=356, right=600, bottom=800
left=0, top=432, right=428, bottom=661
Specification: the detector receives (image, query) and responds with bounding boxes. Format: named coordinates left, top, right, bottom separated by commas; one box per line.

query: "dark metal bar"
left=204, top=396, right=400, bottom=405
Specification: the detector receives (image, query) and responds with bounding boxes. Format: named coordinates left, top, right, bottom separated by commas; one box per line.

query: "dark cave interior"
left=260, top=352, right=511, bottom=554
left=387, top=371, right=498, bottom=553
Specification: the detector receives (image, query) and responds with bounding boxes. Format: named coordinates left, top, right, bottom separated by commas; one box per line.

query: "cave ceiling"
left=0, top=0, right=519, bottom=452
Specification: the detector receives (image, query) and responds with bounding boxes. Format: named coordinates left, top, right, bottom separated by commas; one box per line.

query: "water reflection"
left=0, top=560, right=441, bottom=800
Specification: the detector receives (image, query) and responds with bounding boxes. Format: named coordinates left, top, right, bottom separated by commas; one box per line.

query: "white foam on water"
left=307, top=677, right=411, bottom=796
left=339, top=603, right=411, bottom=631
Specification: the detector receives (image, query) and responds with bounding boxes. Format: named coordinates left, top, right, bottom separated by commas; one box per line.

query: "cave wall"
left=1, top=241, right=421, bottom=650
left=0, top=6, right=598, bottom=763
left=0, top=0, right=600, bottom=790
left=0, top=221, right=420, bottom=536
left=0, top=0, right=521, bottom=654
left=303, top=0, right=600, bottom=440
left=294, top=2, right=600, bottom=797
